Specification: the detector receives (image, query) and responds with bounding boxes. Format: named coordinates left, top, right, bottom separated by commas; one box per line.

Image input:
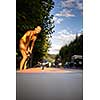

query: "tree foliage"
left=16, top=0, right=54, bottom=68
left=59, top=34, right=83, bottom=65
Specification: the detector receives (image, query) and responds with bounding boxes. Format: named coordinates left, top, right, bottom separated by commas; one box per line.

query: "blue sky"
left=48, top=0, right=83, bottom=54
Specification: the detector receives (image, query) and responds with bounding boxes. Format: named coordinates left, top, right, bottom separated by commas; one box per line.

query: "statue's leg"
left=24, top=57, right=28, bottom=70
left=20, top=56, right=27, bottom=70
left=20, top=60, right=23, bottom=71
left=20, top=58, right=24, bottom=71
left=20, top=49, right=27, bottom=71
left=23, top=49, right=31, bottom=69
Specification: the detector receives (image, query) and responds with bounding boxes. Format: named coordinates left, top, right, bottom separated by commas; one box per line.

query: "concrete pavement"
left=16, top=68, right=83, bottom=100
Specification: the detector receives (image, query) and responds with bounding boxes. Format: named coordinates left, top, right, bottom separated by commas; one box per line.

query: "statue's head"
left=34, top=26, right=42, bottom=34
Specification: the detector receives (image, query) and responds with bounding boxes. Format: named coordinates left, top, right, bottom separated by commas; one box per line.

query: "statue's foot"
left=20, top=69, right=23, bottom=72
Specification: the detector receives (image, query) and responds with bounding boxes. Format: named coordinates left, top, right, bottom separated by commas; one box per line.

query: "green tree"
left=16, top=0, right=54, bottom=68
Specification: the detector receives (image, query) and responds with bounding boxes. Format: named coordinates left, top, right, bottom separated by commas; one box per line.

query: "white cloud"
left=48, top=44, right=62, bottom=54
left=55, top=9, right=75, bottom=17
left=54, top=32, right=76, bottom=45
left=53, top=16, right=63, bottom=24
left=58, top=29, right=70, bottom=34
left=61, top=0, right=75, bottom=8
left=60, top=0, right=83, bottom=15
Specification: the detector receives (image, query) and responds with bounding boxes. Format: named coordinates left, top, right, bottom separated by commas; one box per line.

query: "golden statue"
left=19, top=26, right=42, bottom=71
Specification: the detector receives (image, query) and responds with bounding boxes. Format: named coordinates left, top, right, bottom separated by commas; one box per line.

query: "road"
left=16, top=68, right=83, bottom=100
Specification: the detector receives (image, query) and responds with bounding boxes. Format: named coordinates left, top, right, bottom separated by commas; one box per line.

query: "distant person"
left=19, top=26, right=42, bottom=71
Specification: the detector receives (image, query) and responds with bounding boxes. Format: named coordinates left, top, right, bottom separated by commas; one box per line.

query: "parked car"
left=71, top=55, right=83, bottom=68
left=64, top=62, right=70, bottom=68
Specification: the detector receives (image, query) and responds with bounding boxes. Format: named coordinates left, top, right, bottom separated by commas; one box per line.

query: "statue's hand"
left=25, top=51, right=29, bottom=55
left=26, top=51, right=30, bottom=57
left=28, top=49, right=32, bottom=54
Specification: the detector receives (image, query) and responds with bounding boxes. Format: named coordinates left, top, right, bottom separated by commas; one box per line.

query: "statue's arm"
left=29, top=36, right=37, bottom=54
